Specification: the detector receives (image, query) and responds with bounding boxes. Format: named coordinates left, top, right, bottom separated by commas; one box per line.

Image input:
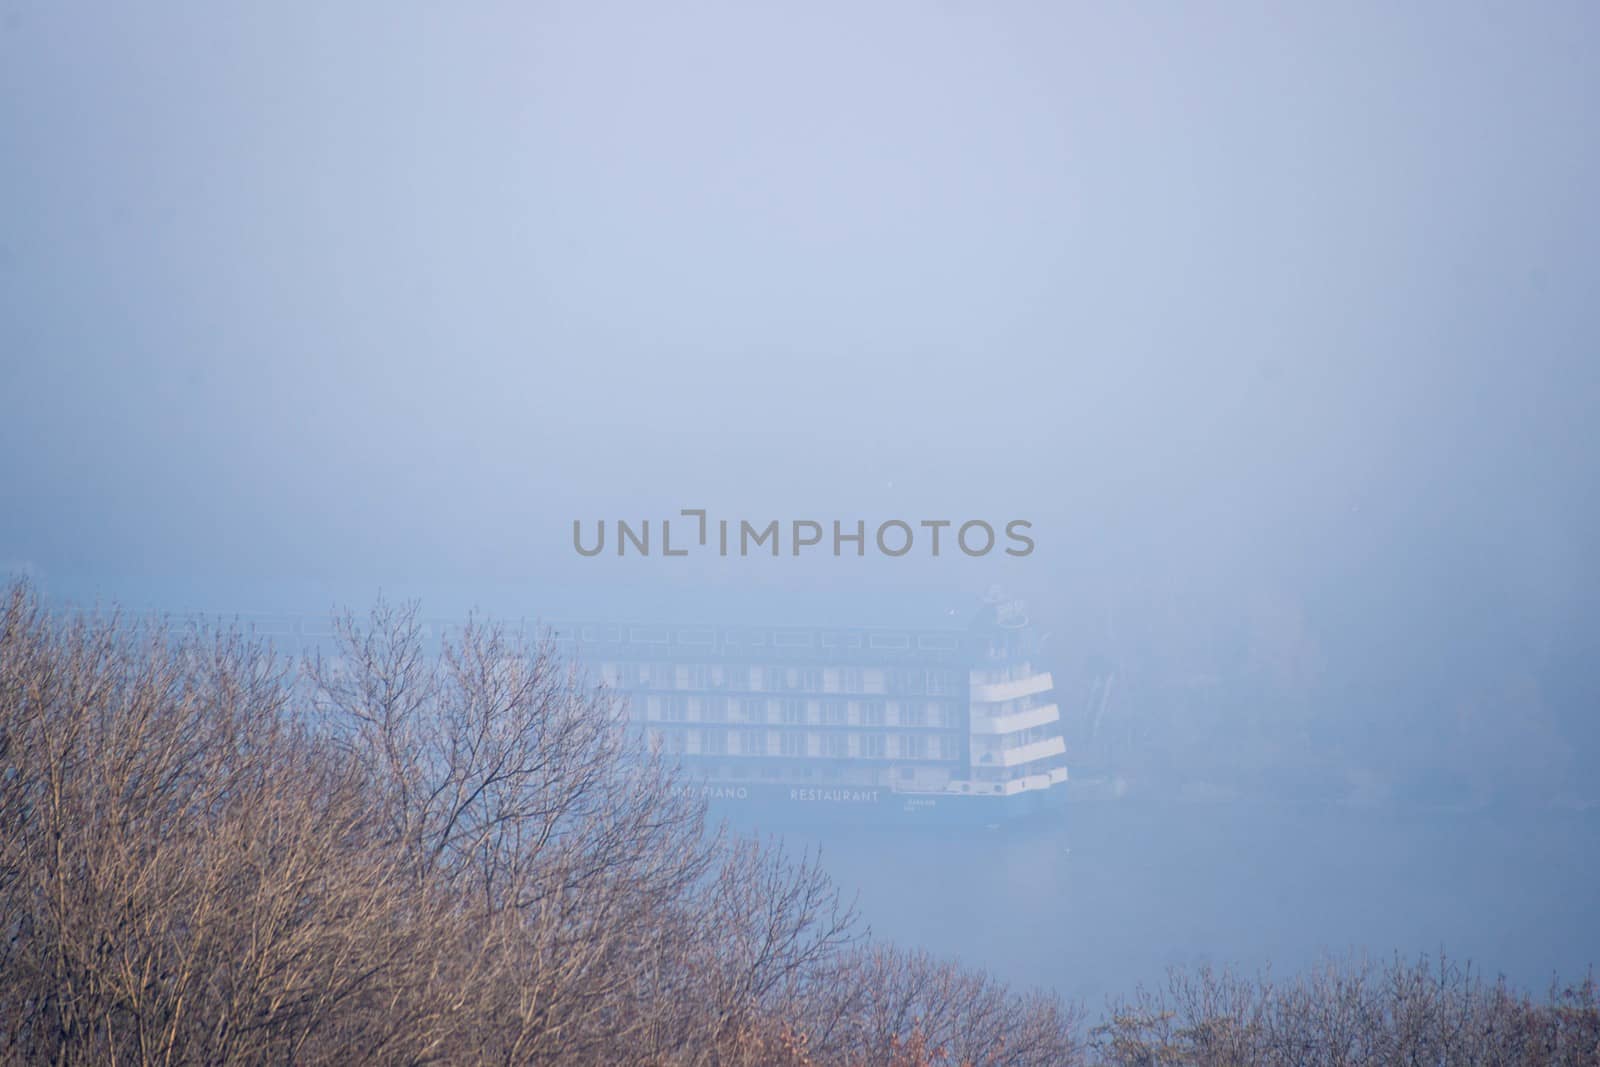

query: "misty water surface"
left=785, top=803, right=1600, bottom=1007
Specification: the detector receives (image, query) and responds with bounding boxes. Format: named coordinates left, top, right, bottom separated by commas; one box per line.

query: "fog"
left=3, top=0, right=1598, bottom=1002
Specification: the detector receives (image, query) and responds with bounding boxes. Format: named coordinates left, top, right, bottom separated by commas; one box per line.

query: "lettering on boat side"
left=789, top=788, right=880, bottom=803
left=679, top=785, right=750, bottom=801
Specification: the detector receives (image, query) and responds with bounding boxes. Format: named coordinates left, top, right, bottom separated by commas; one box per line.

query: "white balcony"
left=970, top=702, right=1060, bottom=736
left=991, top=735, right=1066, bottom=768
left=970, top=671, right=1053, bottom=704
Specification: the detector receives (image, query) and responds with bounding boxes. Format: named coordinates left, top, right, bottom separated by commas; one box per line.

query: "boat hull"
left=683, top=780, right=1068, bottom=829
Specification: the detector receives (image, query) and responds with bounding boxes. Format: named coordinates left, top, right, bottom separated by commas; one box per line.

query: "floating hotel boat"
left=185, top=590, right=1068, bottom=827
left=564, top=589, right=1068, bottom=826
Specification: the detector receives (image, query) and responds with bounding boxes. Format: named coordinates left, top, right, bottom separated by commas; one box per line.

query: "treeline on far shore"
left=1, top=579, right=1595, bottom=1066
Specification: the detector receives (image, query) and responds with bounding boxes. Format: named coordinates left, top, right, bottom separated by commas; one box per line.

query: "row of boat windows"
left=601, top=662, right=958, bottom=696
left=644, top=727, right=962, bottom=761
left=639, top=695, right=956, bottom=728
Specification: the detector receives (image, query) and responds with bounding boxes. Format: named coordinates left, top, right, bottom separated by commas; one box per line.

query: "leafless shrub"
left=1092, top=954, right=1600, bottom=1067
left=793, top=945, right=1083, bottom=1067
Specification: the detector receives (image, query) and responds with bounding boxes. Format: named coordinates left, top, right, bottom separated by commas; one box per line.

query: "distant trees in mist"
left=1061, top=581, right=1594, bottom=808
left=0, top=578, right=1593, bottom=1065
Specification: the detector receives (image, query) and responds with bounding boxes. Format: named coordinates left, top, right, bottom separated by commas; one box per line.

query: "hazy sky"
left=3, top=2, right=1596, bottom=652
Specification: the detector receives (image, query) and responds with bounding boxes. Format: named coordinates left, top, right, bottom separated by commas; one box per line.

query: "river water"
left=784, top=800, right=1600, bottom=1008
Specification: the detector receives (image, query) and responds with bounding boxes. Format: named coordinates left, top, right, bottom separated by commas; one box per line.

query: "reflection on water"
left=779, top=802, right=1600, bottom=1006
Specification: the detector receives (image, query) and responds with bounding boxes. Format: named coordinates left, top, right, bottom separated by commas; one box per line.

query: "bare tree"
left=0, top=582, right=442, bottom=1064
left=304, top=599, right=726, bottom=1064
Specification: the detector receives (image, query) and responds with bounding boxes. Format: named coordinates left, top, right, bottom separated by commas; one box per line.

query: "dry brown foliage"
left=0, top=581, right=1079, bottom=1066
left=1092, top=955, right=1599, bottom=1066
left=3, top=579, right=1591, bottom=1066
